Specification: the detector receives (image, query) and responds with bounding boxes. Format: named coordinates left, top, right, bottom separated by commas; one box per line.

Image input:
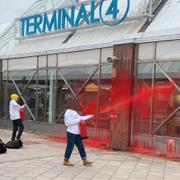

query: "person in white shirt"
left=63, top=100, right=94, bottom=166
left=9, top=94, right=24, bottom=141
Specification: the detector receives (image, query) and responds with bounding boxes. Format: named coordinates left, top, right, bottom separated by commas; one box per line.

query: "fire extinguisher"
left=19, top=107, right=25, bottom=121
left=80, top=121, right=88, bottom=140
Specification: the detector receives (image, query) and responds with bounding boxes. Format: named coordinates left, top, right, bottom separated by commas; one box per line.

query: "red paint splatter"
left=100, top=81, right=175, bottom=114
left=130, top=136, right=180, bottom=161
left=43, top=134, right=108, bottom=149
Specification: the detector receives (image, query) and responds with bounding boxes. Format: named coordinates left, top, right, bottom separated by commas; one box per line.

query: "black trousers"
left=11, top=119, right=24, bottom=140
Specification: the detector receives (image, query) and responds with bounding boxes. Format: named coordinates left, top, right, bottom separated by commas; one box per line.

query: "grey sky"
left=0, top=0, right=37, bottom=24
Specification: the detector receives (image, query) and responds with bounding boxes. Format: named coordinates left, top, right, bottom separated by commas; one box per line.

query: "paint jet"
left=99, top=81, right=175, bottom=115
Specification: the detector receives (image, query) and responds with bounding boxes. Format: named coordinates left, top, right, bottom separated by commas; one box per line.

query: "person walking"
left=63, top=101, right=94, bottom=166
left=9, top=94, right=24, bottom=141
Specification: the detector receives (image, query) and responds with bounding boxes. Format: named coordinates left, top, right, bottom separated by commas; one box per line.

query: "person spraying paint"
left=9, top=94, right=25, bottom=141
left=63, top=99, right=94, bottom=166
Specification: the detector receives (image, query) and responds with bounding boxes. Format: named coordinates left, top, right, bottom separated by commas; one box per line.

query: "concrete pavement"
left=0, top=129, right=180, bottom=180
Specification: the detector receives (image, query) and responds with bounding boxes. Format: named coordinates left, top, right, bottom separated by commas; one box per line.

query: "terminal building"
left=0, top=0, right=180, bottom=152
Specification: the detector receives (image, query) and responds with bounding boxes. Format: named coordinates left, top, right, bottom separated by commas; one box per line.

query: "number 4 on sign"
left=106, top=0, right=119, bottom=19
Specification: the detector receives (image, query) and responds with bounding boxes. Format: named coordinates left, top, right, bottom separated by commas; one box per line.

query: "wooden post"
left=110, top=43, right=135, bottom=150
left=0, top=60, right=3, bottom=118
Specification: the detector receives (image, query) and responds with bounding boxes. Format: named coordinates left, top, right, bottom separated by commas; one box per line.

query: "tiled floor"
left=0, top=129, right=180, bottom=180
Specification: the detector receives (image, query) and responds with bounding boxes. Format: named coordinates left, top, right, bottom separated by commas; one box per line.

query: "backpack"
left=0, top=139, right=7, bottom=154
left=6, top=140, right=23, bottom=149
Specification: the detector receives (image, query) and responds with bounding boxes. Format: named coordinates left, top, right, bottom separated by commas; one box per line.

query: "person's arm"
left=77, top=114, right=94, bottom=121
left=64, top=110, right=94, bottom=126
left=12, top=101, right=21, bottom=110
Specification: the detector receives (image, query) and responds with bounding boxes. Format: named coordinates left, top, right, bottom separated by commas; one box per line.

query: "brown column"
left=0, top=60, right=2, bottom=118
left=110, top=43, right=135, bottom=150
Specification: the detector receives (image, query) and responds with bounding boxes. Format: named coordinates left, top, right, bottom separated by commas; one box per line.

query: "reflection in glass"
left=135, top=61, right=180, bottom=137
left=37, top=70, right=46, bottom=122
left=99, top=64, right=112, bottom=130
left=56, top=66, right=98, bottom=124
left=134, top=63, right=153, bottom=134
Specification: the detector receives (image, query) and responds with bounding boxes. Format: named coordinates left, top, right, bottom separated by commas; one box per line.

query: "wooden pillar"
left=0, top=60, right=2, bottom=118
left=110, top=43, right=135, bottom=150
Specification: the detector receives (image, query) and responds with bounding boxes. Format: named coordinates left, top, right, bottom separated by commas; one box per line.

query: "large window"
left=6, top=70, right=37, bottom=121
left=0, top=48, right=113, bottom=136
left=56, top=65, right=99, bottom=124
left=134, top=41, right=180, bottom=139
left=135, top=63, right=153, bottom=134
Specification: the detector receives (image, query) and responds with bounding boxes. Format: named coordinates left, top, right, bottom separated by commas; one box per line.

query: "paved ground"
left=0, top=129, right=180, bottom=180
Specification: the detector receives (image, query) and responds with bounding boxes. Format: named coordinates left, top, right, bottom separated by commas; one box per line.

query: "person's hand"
left=21, top=104, right=25, bottom=108
left=90, top=114, right=95, bottom=118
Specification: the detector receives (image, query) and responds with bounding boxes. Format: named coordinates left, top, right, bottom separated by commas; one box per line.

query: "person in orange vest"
left=63, top=100, right=94, bottom=166
left=9, top=94, right=25, bottom=141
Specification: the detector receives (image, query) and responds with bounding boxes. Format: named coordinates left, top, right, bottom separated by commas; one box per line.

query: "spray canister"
left=80, top=121, right=88, bottom=139
left=20, top=107, right=25, bottom=121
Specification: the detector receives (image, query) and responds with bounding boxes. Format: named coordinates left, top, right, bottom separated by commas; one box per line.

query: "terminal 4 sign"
left=20, top=0, right=130, bottom=37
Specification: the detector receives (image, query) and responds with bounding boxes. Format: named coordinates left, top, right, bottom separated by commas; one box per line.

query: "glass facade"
left=134, top=41, right=180, bottom=140
left=2, top=39, right=180, bottom=147
left=0, top=48, right=112, bottom=142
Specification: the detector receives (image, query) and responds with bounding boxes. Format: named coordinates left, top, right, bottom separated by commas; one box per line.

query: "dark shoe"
left=63, top=160, right=74, bottom=166
left=83, top=159, right=93, bottom=166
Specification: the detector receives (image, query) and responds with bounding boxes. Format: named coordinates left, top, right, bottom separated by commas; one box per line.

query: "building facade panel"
left=1, top=0, right=180, bottom=153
